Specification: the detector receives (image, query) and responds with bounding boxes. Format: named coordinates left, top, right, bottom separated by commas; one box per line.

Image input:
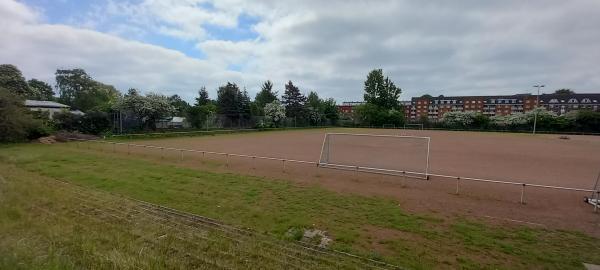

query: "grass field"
left=1, top=139, right=600, bottom=269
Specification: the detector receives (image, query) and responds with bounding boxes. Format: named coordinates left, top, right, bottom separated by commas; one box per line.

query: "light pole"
left=532, top=84, right=545, bottom=134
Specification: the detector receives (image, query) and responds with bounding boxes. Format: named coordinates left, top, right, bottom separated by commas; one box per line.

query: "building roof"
left=171, top=117, right=186, bottom=123
left=25, top=100, right=70, bottom=108
left=410, top=93, right=600, bottom=103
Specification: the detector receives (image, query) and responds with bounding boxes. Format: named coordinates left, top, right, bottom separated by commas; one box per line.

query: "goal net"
left=403, top=123, right=424, bottom=130
left=318, top=133, right=430, bottom=179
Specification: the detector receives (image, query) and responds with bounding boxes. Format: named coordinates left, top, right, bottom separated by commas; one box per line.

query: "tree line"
left=0, top=64, right=341, bottom=141
left=3, top=62, right=597, bottom=142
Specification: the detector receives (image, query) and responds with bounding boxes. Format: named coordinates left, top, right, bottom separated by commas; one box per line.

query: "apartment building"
left=337, top=101, right=366, bottom=114
left=404, top=93, right=600, bottom=120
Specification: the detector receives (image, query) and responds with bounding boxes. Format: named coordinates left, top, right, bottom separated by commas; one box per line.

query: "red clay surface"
left=121, top=128, right=600, bottom=236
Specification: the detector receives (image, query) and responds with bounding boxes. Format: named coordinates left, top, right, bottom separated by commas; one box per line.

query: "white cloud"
left=0, top=0, right=248, bottom=101
left=2, top=0, right=600, bottom=103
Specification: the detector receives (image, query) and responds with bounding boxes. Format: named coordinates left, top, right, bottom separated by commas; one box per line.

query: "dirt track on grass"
left=123, top=128, right=600, bottom=236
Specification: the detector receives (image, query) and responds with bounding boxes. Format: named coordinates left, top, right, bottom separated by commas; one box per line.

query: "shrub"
left=53, top=110, right=111, bottom=135
left=0, top=88, right=47, bottom=142
left=574, top=110, right=600, bottom=132
left=80, top=111, right=111, bottom=134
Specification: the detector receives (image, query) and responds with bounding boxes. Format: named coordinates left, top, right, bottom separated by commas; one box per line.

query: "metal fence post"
left=180, top=150, right=184, bottom=162
left=160, top=147, right=164, bottom=159
left=112, top=143, right=116, bottom=153
left=226, top=154, right=229, bottom=167
left=456, top=177, right=460, bottom=195
left=520, top=184, right=526, bottom=204
left=127, top=144, right=130, bottom=155
left=282, top=160, right=286, bottom=172
left=594, top=190, right=600, bottom=212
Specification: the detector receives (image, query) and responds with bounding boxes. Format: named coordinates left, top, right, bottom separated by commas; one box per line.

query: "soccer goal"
left=585, top=171, right=600, bottom=212
left=318, top=133, right=430, bottom=179
left=403, top=123, right=424, bottom=130
left=382, top=124, right=396, bottom=129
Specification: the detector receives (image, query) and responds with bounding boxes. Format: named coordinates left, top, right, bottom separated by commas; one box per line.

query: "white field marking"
left=481, top=215, right=546, bottom=227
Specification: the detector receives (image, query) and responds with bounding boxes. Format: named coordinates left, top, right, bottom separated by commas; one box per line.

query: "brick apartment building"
left=337, top=101, right=365, bottom=114
left=405, top=93, right=600, bottom=121
left=338, top=93, right=600, bottom=121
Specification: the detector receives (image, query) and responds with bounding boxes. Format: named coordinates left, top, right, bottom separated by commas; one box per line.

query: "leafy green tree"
left=80, top=111, right=111, bottom=134
left=282, top=81, right=306, bottom=118
left=307, top=91, right=321, bottom=109
left=0, top=88, right=46, bottom=142
left=27, top=79, right=54, bottom=100
left=306, top=91, right=322, bottom=124
left=188, top=103, right=217, bottom=128
left=355, top=103, right=404, bottom=126
left=188, top=88, right=216, bottom=128
left=196, top=86, right=211, bottom=106
left=363, top=69, right=401, bottom=110
left=554, top=89, right=575, bottom=95
left=168, top=94, right=190, bottom=116
left=255, top=80, right=278, bottom=111
left=0, top=64, right=33, bottom=97
left=216, top=82, right=250, bottom=119
left=420, top=94, right=433, bottom=99
left=55, top=68, right=120, bottom=112
left=322, top=98, right=339, bottom=124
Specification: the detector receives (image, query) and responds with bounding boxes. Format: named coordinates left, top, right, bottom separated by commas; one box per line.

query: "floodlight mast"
left=532, top=84, right=545, bottom=135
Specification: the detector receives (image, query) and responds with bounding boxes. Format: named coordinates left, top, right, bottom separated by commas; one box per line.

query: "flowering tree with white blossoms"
left=442, top=111, right=487, bottom=128
left=264, top=100, right=286, bottom=127
left=490, top=107, right=558, bottom=128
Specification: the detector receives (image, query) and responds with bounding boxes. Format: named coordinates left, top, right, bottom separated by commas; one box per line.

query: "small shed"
left=24, top=100, right=71, bottom=119
left=156, top=116, right=190, bottom=129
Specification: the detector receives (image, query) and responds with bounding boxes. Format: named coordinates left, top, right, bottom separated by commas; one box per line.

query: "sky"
left=1, top=0, right=600, bottom=103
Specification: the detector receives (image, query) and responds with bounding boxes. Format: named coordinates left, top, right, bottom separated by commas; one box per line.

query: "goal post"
left=585, top=171, right=600, bottom=212
left=318, top=133, right=431, bottom=180
left=403, top=123, right=424, bottom=130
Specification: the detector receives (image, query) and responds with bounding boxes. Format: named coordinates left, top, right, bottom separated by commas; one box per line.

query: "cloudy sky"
left=2, top=0, right=599, bottom=102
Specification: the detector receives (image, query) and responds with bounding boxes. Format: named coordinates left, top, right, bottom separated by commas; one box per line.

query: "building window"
left=582, top=98, right=591, bottom=103
left=549, top=99, right=558, bottom=103
left=568, top=98, right=578, bottom=103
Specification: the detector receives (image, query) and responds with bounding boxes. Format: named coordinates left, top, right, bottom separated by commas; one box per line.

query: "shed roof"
left=25, top=100, right=70, bottom=108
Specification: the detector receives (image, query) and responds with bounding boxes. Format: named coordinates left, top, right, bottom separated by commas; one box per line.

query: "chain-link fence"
left=111, top=112, right=336, bottom=134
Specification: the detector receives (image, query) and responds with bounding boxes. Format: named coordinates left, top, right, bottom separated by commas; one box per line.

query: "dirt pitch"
left=119, top=128, right=600, bottom=236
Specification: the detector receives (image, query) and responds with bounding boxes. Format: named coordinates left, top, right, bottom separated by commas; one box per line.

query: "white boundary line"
left=65, top=138, right=600, bottom=197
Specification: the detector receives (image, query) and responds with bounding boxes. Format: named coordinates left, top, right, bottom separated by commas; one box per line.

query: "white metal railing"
left=66, top=138, right=600, bottom=206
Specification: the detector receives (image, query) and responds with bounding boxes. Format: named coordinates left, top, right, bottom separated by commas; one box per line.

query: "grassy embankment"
left=1, top=142, right=599, bottom=269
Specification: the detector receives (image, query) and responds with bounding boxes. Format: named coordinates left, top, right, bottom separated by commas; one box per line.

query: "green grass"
left=1, top=143, right=599, bottom=269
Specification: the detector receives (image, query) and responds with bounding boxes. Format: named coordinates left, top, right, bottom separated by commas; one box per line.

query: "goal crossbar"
left=318, top=133, right=431, bottom=180
left=403, top=123, right=424, bottom=130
